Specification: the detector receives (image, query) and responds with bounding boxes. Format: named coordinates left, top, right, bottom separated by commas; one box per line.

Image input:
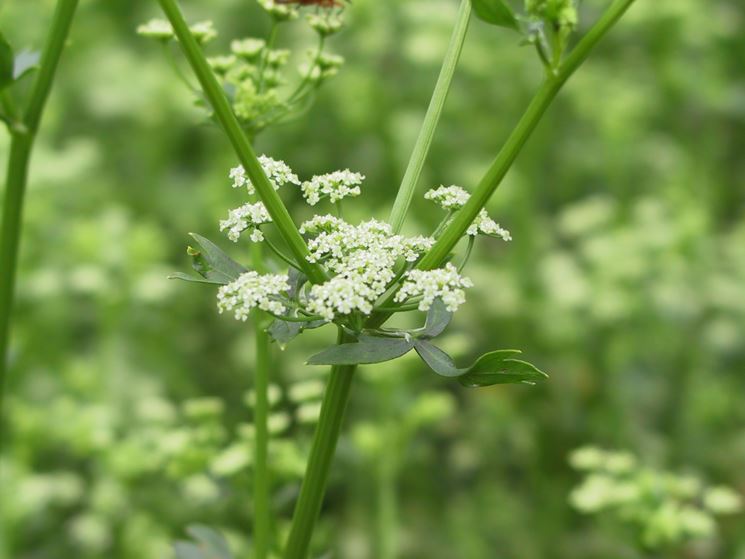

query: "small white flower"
left=137, top=19, right=174, bottom=40
left=218, top=271, right=290, bottom=321
left=299, top=214, right=346, bottom=235
left=467, top=209, right=512, bottom=241
left=301, top=170, right=364, bottom=206
left=189, top=21, right=217, bottom=44
left=229, top=156, right=300, bottom=195
left=424, top=185, right=470, bottom=210
left=394, top=263, right=473, bottom=312
left=307, top=12, right=344, bottom=36
left=425, top=185, right=511, bottom=240
left=257, top=0, right=299, bottom=21
left=220, top=202, right=272, bottom=242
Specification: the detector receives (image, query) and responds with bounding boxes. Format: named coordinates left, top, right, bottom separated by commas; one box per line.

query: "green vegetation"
left=1, top=0, right=744, bottom=558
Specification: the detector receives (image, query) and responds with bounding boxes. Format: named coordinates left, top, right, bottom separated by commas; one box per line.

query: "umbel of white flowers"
left=216, top=157, right=511, bottom=323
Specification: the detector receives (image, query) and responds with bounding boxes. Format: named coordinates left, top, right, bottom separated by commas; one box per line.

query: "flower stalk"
left=418, top=0, right=639, bottom=270
left=0, top=0, right=79, bottom=438
left=283, top=331, right=356, bottom=559
left=387, top=0, right=471, bottom=234
left=157, top=0, right=326, bottom=285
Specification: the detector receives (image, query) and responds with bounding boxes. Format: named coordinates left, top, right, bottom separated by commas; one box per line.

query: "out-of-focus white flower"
left=189, top=21, right=218, bottom=44
left=217, top=272, right=290, bottom=320
left=307, top=12, right=344, bottom=36
left=394, top=263, right=473, bottom=312
left=229, top=156, right=300, bottom=195
left=257, top=0, right=299, bottom=21
left=136, top=19, right=174, bottom=40
left=220, top=202, right=272, bottom=242
left=301, top=170, right=364, bottom=206
left=231, top=38, right=266, bottom=61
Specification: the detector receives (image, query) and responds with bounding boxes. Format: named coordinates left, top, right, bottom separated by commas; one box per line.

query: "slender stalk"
left=418, top=0, right=638, bottom=270
left=157, top=0, right=326, bottom=284
left=0, top=0, right=79, bottom=437
left=387, top=0, right=471, bottom=234
left=283, top=329, right=356, bottom=559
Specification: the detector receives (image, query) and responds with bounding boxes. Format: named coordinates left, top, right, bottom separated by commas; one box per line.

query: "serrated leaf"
left=188, top=233, right=247, bottom=284
left=413, top=341, right=547, bottom=387
left=168, top=272, right=225, bottom=285
left=307, top=335, right=414, bottom=366
left=186, top=525, right=232, bottom=559
left=0, top=32, right=13, bottom=90
left=419, top=298, right=452, bottom=339
left=471, top=0, right=519, bottom=30
left=13, top=50, right=40, bottom=81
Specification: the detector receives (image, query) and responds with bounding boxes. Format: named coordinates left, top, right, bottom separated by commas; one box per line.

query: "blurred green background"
left=1, top=0, right=744, bottom=557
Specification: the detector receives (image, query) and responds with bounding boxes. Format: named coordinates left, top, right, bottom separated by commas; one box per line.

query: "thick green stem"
left=157, top=0, right=325, bottom=284
left=252, top=312, right=271, bottom=559
left=283, top=330, right=356, bottom=559
left=251, top=243, right=271, bottom=559
left=387, top=0, right=471, bottom=234
left=418, top=0, right=638, bottom=270
left=0, top=0, right=79, bottom=437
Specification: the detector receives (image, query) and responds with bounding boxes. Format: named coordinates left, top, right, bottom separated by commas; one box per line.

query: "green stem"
left=418, top=0, right=638, bottom=271
left=251, top=243, right=271, bottom=559
left=252, top=312, right=271, bottom=559
left=0, top=0, right=79, bottom=440
left=157, top=0, right=326, bottom=284
left=287, top=35, right=325, bottom=103
left=387, top=0, right=471, bottom=234
left=366, top=0, right=636, bottom=330
left=283, top=329, right=356, bottom=559
left=257, top=23, right=279, bottom=93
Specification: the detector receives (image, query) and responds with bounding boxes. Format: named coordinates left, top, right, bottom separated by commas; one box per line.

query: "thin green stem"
left=257, top=23, right=279, bottom=93
left=387, top=0, right=471, bottom=234
left=0, top=0, right=79, bottom=441
left=287, top=35, right=325, bottom=103
left=367, top=0, right=637, bottom=330
left=458, top=235, right=475, bottom=273
left=157, top=0, right=326, bottom=284
left=251, top=244, right=271, bottom=559
left=283, top=328, right=356, bottom=559
left=418, top=0, right=638, bottom=271
left=264, top=235, right=301, bottom=271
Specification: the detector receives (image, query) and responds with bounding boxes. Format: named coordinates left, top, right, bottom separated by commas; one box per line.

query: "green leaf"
left=267, top=317, right=327, bottom=348
left=307, top=335, right=414, bottom=366
left=168, top=272, right=225, bottom=285
left=186, top=525, right=232, bottom=559
left=188, top=233, right=247, bottom=284
left=471, top=0, right=519, bottom=30
left=0, top=32, right=13, bottom=90
left=13, top=50, right=40, bottom=81
left=286, top=267, right=308, bottom=299
left=460, top=355, right=548, bottom=387
left=413, top=341, right=548, bottom=387
left=419, top=298, right=452, bottom=339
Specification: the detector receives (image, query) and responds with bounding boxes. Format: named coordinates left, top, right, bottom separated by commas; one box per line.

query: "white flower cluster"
left=229, top=155, right=300, bottom=195
left=394, top=263, right=474, bottom=312
left=217, top=271, right=290, bottom=320
left=425, top=185, right=512, bottom=241
left=220, top=202, right=272, bottom=242
left=301, top=217, right=434, bottom=320
left=301, top=170, right=364, bottom=206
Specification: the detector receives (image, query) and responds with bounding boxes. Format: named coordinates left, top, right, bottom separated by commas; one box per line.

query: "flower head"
left=301, top=169, right=364, bottom=206
left=425, top=185, right=511, bottom=241
left=137, top=19, right=174, bottom=41
left=394, top=263, right=473, bottom=312
left=220, top=202, right=272, bottom=242
left=218, top=271, right=290, bottom=320
left=229, top=155, right=300, bottom=195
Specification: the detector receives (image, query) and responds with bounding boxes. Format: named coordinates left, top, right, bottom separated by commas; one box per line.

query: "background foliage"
left=1, top=0, right=744, bottom=557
